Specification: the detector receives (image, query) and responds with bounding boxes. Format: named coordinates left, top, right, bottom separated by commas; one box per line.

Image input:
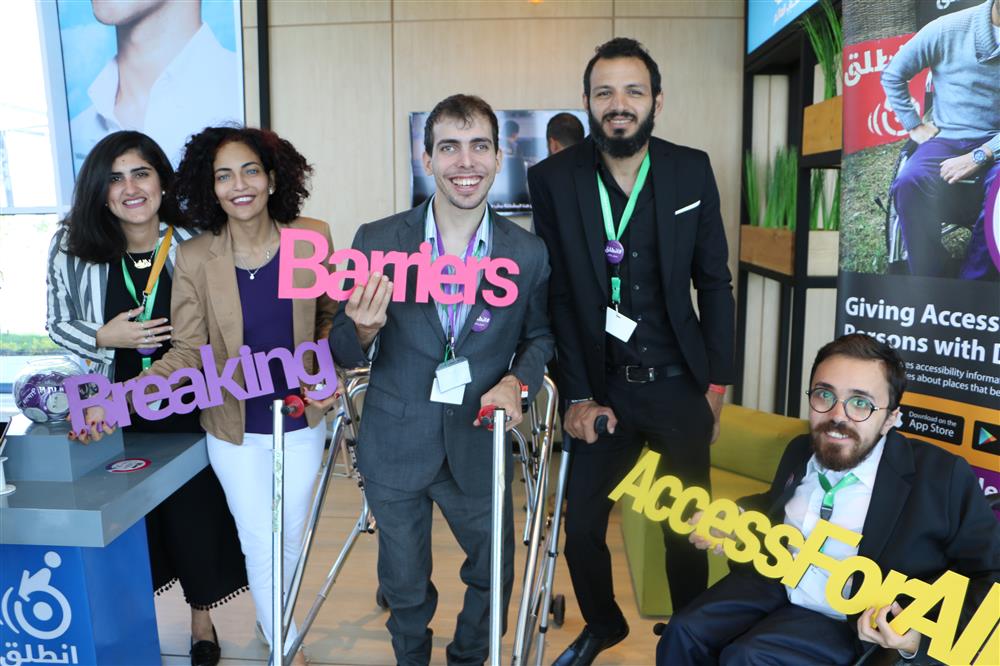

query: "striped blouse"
left=45, top=222, right=196, bottom=379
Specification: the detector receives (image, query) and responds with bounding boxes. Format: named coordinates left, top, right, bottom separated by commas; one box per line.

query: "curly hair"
left=63, top=131, right=186, bottom=264
left=175, top=126, right=313, bottom=233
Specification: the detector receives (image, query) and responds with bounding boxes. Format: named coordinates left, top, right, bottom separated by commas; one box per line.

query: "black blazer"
left=527, top=136, right=735, bottom=403
left=742, top=431, right=1000, bottom=662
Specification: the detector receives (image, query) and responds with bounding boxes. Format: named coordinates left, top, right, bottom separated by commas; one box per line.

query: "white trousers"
left=207, top=423, right=325, bottom=646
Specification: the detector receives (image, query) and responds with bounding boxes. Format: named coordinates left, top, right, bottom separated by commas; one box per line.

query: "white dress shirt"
left=783, top=436, right=887, bottom=620
left=70, top=23, right=243, bottom=169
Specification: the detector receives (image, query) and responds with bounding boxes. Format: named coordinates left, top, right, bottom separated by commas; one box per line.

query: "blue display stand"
left=0, top=420, right=210, bottom=666
left=0, top=522, right=159, bottom=665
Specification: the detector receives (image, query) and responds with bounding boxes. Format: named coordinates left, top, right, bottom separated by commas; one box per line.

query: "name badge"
left=435, top=357, right=472, bottom=393
left=605, top=307, right=637, bottom=343
left=430, top=377, right=466, bottom=404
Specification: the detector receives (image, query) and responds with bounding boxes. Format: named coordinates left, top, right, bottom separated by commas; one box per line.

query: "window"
left=1, top=1, right=70, bottom=419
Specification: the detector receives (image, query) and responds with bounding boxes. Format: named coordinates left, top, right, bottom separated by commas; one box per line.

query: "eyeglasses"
left=805, top=388, right=887, bottom=423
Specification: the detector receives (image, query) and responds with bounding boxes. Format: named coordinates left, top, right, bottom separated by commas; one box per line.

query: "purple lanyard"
left=434, top=223, right=479, bottom=356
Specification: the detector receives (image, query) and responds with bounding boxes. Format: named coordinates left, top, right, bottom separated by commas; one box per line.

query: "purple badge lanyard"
left=596, top=152, right=650, bottom=310
left=434, top=222, right=481, bottom=361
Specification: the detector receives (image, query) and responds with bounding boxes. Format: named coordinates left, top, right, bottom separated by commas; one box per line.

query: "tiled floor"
left=155, top=451, right=665, bottom=665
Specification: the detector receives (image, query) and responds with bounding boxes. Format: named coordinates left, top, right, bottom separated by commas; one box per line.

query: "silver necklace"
left=234, top=224, right=277, bottom=280
left=125, top=249, right=154, bottom=269
left=243, top=248, right=272, bottom=280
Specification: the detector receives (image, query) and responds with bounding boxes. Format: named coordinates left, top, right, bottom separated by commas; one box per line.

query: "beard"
left=810, top=420, right=879, bottom=471
left=588, top=105, right=656, bottom=159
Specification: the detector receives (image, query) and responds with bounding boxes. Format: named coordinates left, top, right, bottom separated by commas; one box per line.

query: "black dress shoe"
left=551, top=624, right=630, bottom=666
left=190, top=625, right=221, bottom=666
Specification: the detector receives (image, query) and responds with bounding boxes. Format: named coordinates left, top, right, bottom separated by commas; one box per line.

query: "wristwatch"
left=972, top=148, right=992, bottom=166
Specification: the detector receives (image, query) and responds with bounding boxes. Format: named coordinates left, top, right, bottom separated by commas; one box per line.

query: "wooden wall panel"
left=268, top=23, right=394, bottom=252
left=616, top=0, right=744, bottom=18
left=757, top=276, right=782, bottom=413
left=617, top=17, right=744, bottom=281
left=392, top=18, right=612, bottom=211
left=743, top=273, right=765, bottom=408
left=393, top=0, right=612, bottom=21
left=800, top=288, right=838, bottom=414
left=269, top=0, right=391, bottom=26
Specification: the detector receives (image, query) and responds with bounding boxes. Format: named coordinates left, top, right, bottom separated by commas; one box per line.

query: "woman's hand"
left=66, top=406, right=115, bottom=444
left=301, top=378, right=344, bottom=412
left=95, top=307, right=172, bottom=349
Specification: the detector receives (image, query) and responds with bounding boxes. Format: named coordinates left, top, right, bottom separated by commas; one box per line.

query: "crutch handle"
left=594, top=414, right=609, bottom=436
left=280, top=394, right=306, bottom=418
left=477, top=404, right=506, bottom=431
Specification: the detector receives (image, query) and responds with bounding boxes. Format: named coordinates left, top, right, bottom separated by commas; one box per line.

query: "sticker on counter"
left=105, top=458, right=151, bottom=473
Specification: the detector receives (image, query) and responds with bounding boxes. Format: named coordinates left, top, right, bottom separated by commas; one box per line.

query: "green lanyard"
left=596, top=152, right=651, bottom=307
left=121, top=241, right=162, bottom=370
left=817, top=471, right=859, bottom=521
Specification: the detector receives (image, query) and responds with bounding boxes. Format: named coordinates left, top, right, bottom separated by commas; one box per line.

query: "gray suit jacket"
left=330, top=200, right=554, bottom=495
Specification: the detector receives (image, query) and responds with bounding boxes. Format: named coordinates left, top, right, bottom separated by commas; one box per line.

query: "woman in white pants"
left=167, top=127, right=339, bottom=664
left=85, top=126, right=339, bottom=665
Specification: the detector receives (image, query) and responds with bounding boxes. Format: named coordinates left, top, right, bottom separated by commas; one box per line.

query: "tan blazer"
left=148, top=217, right=338, bottom=445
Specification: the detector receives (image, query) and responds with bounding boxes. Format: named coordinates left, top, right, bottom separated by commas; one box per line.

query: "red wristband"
left=708, top=383, right=726, bottom=395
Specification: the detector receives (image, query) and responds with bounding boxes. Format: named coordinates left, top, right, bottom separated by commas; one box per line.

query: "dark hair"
left=583, top=37, right=662, bottom=98
left=175, top=126, right=312, bottom=234
left=62, top=131, right=184, bottom=264
left=502, top=119, right=520, bottom=137
left=810, top=334, right=908, bottom=411
left=423, top=94, right=499, bottom=155
left=546, top=112, right=585, bottom=147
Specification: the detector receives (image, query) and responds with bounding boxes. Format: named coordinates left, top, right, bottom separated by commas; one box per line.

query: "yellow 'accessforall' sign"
left=609, top=450, right=1000, bottom=665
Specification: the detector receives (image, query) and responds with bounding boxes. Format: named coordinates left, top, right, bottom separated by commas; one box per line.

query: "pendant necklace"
left=244, top=248, right=272, bottom=280
left=125, top=249, right=154, bottom=269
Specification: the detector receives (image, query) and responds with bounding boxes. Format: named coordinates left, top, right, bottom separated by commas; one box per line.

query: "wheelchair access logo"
left=0, top=552, right=72, bottom=641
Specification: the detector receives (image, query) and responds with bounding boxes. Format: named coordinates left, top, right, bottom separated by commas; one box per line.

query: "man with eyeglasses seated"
left=656, top=333, right=999, bottom=666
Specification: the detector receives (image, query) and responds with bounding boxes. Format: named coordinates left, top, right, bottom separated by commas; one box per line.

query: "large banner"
left=838, top=0, right=999, bottom=510
left=56, top=0, right=244, bottom=171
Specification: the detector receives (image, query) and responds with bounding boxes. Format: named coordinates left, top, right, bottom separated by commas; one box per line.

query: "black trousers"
left=563, top=372, right=714, bottom=636
left=656, top=569, right=862, bottom=665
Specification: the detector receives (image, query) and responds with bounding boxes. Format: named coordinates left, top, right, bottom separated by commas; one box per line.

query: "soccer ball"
left=13, top=356, right=84, bottom=423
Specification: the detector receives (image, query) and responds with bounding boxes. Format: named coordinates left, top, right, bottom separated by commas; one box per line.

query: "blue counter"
left=0, top=421, right=209, bottom=666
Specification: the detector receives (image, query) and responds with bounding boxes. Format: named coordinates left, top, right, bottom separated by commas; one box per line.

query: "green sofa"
left=620, top=404, right=809, bottom=616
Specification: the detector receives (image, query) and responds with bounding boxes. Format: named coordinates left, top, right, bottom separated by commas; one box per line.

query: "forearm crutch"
left=528, top=415, right=608, bottom=665
left=270, top=395, right=306, bottom=666
left=477, top=404, right=509, bottom=665
left=511, top=376, right=559, bottom=664
left=284, top=369, right=375, bottom=658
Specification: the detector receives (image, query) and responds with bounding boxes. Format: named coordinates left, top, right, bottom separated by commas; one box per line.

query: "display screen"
left=409, top=108, right=588, bottom=215
left=746, top=0, right=819, bottom=54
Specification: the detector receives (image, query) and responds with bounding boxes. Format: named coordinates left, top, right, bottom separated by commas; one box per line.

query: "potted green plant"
left=801, top=0, right=843, bottom=155
left=740, top=147, right=798, bottom=275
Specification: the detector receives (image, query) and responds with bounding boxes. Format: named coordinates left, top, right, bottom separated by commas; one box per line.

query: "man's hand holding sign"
left=344, top=271, right=392, bottom=351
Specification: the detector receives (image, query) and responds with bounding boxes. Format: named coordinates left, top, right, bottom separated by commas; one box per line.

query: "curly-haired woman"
left=47, top=130, right=248, bottom=666
left=146, top=126, right=335, bottom=664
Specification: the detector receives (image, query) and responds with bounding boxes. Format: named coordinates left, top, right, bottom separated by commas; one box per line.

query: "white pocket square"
left=675, top=200, right=701, bottom=215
